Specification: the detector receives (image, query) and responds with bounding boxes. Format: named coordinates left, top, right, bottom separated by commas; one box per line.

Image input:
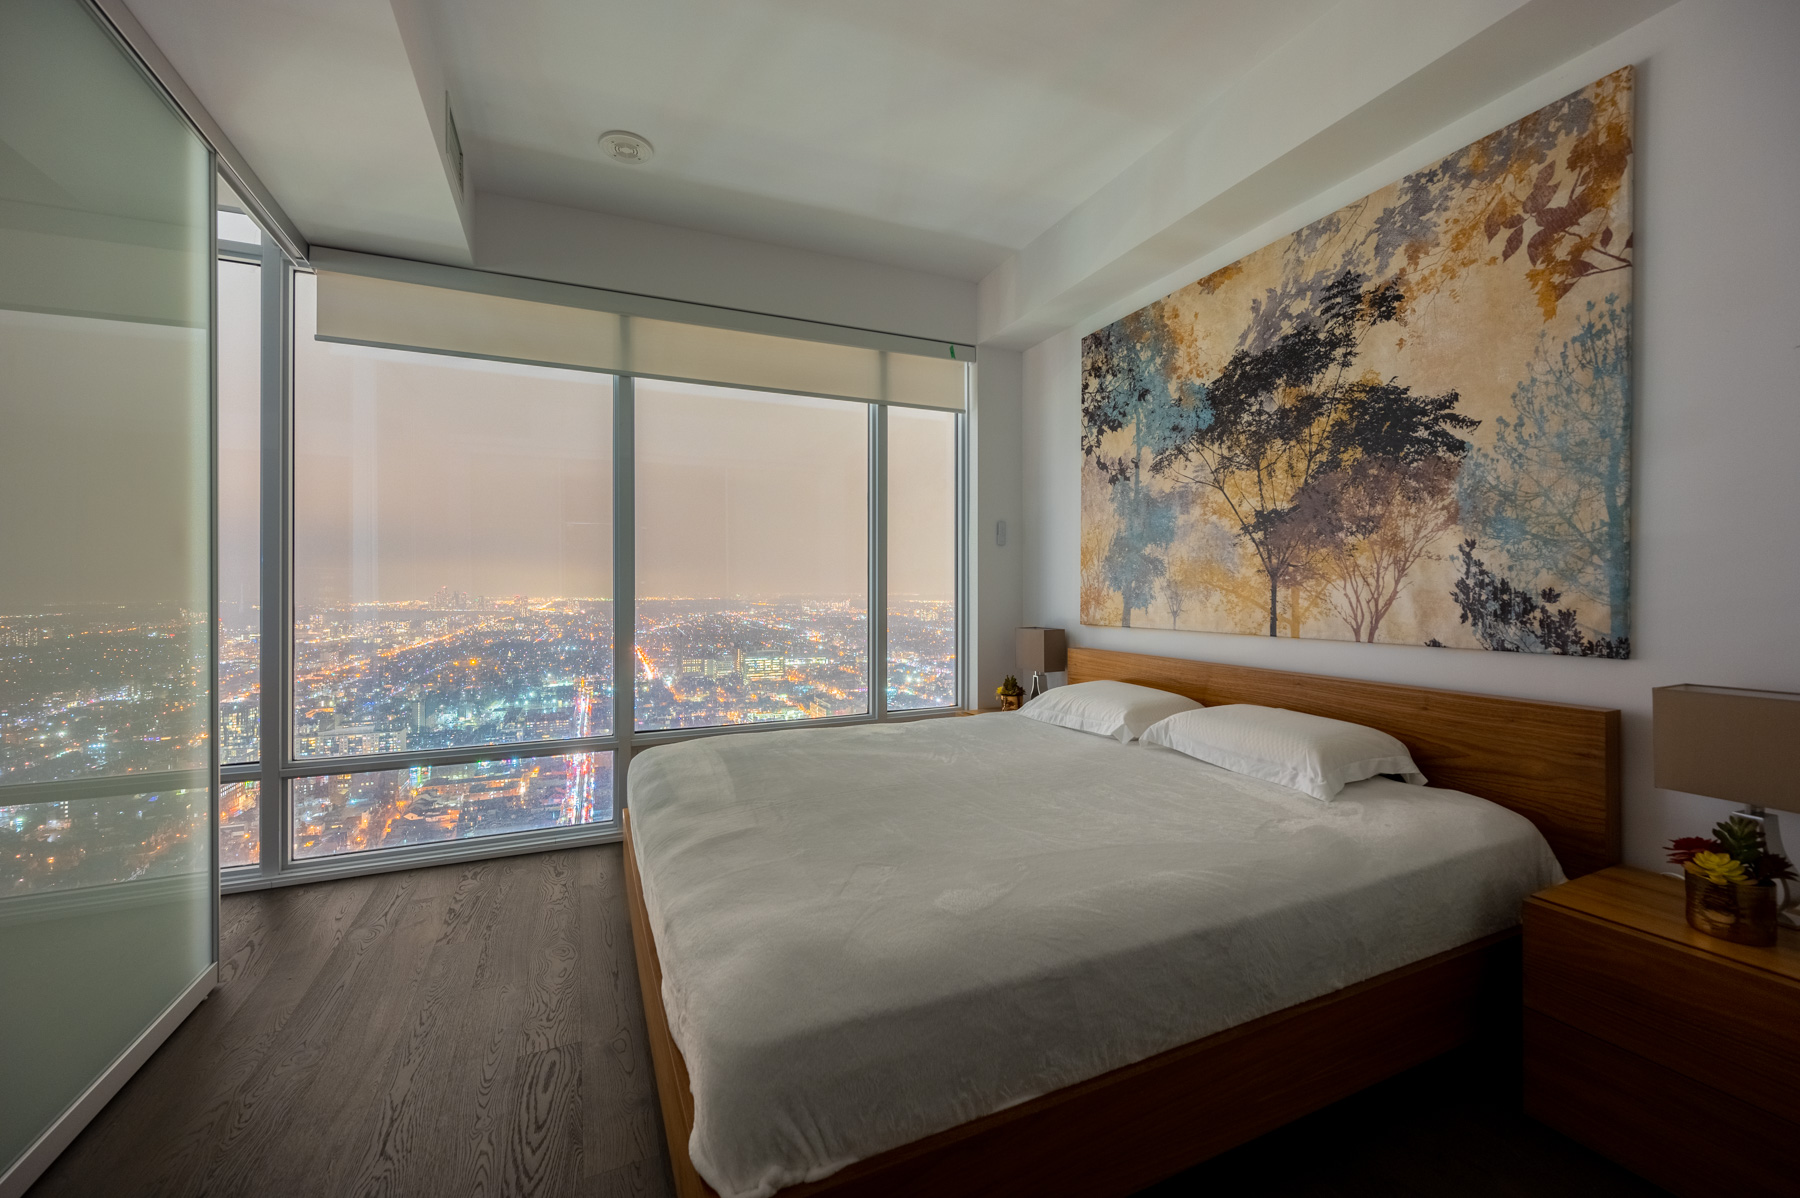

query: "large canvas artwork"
left=1081, top=68, right=1633, bottom=656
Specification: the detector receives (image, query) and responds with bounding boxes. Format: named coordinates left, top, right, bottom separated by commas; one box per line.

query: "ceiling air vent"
left=599, top=130, right=654, bottom=165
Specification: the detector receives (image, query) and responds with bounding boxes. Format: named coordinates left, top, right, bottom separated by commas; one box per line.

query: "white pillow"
left=1018, top=680, right=1201, bottom=743
left=1141, top=704, right=1426, bottom=801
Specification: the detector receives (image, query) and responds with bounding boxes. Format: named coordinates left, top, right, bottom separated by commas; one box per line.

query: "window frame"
left=214, top=234, right=262, bottom=781
left=221, top=263, right=969, bottom=892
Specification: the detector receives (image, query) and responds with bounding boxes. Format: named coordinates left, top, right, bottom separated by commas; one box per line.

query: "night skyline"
left=7, top=276, right=958, bottom=894
left=5, top=592, right=954, bottom=892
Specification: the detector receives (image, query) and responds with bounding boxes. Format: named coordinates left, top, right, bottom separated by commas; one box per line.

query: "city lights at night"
left=3, top=593, right=954, bottom=890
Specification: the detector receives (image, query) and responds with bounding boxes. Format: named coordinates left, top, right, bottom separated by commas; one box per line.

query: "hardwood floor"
left=30, top=844, right=1665, bottom=1197
left=28, top=846, right=673, bottom=1198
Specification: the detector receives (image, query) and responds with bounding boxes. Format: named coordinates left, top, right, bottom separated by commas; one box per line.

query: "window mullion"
left=257, top=234, right=291, bottom=881
left=870, top=402, right=887, bottom=721
left=613, top=374, right=636, bottom=812
left=209, top=168, right=221, bottom=949
left=956, top=389, right=971, bottom=712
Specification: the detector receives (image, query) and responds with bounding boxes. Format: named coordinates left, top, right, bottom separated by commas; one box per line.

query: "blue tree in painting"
left=1082, top=312, right=1195, bottom=626
left=1458, top=295, right=1631, bottom=646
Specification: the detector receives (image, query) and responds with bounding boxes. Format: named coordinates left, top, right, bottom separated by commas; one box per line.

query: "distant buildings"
left=740, top=654, right=786, bottom=681
left=294, top=720, right=408, bottom=758
left=3, top=595, right=953, bottom=890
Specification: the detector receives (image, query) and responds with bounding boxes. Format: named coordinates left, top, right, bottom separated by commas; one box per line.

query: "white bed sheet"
left=629, top=713, right=1564, bottom=1198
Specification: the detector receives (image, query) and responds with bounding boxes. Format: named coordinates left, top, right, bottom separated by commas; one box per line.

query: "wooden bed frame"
left=624, top=649, right=1620, bottom=1198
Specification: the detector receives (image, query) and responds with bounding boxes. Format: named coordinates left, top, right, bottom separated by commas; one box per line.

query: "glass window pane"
left=292, top=273, right=614, bottom=759
left=216, top=209, right=261, bottom=245
left=882, top=410, right=957, bottom=708
left=2, top=787, right=209, bottom=897
left=886, top=408, right=958, bottom=710
left=0, top=610, right=208, bottom=782
left=290, top=752, right=611, bottom=859
left=0, top=37, right=211, bottom=791
left=220, top=780, right=259, bottom=869
left=635, top=380, right=868, bottom=731
left=219, top=259, right=261, bottom=766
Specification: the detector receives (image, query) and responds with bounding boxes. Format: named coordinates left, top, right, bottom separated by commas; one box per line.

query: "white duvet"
left=628, top=713, right=1563, bottom=1198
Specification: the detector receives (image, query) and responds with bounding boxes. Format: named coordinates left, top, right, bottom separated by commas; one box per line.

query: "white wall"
left=474, top=192, right=977, bottom=346
left=972, top=347, right=1024, bottom=702
left=977, top=0, right=1679, bottom=349
left=1019, top=0, right=1800, bottom=869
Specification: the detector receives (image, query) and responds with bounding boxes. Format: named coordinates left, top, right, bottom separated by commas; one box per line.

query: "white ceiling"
left=434, top=0, right=1337, bottom=279
left=125, top=0, right=1336, bottom=279
left=123, top=0, right=1677, bottom=342
left=123, top=0, right=473, bottom=264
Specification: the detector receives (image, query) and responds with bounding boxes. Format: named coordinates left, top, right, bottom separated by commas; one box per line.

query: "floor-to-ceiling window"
left=286, top=271, right=616, bottom=859
left=211, top=262, right=966, bottom=882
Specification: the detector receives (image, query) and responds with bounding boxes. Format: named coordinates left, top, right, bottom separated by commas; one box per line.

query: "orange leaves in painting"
left=1414, top=66, right=1633, bottom=319
left=1193, top=260, right=1245, bottom=296
left=1166, top=543, right=1269, bottom=635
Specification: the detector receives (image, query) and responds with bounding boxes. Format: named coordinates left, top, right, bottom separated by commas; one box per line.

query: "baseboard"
left=0, top=962, right=217, bottom=1198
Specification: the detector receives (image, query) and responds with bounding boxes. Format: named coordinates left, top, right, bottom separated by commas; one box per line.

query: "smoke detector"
left=599, top=130, right=654, bottom=165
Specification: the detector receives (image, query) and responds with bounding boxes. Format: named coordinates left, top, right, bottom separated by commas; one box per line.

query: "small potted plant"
left=1667, top=815, right=1795, bottom=946
left=996, top=675, right=1024, bottom=711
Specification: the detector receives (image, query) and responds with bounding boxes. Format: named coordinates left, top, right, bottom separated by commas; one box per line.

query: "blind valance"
left=312, top=249, right=969, bottom=410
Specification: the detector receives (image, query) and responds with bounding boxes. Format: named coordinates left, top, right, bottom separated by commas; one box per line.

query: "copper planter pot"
left=1684, top=871, right=1778, bottom=946
left=997, top=693, right=1022, bottom=712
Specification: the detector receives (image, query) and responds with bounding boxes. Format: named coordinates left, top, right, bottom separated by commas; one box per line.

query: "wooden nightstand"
left=1523, top=867, right=1800, bottom=1198
left=953, top=707, right=1002, bottom=717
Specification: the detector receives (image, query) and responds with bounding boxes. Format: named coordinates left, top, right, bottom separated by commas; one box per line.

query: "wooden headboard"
left=1068, top=648, right=1621, bottom=876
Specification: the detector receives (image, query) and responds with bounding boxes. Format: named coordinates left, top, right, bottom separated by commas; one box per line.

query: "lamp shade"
left=1653, top=684, right=1800, bottom=814
left=1016, top=627, right=1067, bottom=675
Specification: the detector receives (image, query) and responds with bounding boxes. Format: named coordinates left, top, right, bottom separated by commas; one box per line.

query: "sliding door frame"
left=215, top=232, right=283, bottom=884
left=207, top=167, right=222, bottom=963
left=0, top=5, right=222, bottom=1192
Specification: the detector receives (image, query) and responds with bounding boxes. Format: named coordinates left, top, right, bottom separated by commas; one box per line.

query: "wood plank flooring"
left=29, top=844, right=1665, bottom=1197
left=28, top=846, right=672, bottom=1198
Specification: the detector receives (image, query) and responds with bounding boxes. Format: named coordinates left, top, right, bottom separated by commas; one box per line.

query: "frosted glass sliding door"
left=0, top=0, right=217, bottom=1187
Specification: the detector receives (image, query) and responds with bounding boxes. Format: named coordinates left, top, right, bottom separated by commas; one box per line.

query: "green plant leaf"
left=1712, top=815, right=1766, bottom=867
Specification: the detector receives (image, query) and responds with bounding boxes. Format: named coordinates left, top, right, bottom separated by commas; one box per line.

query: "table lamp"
left=1653, top=684, right=1800, bottom=928
left=1016, top=627, right=1067, bottom=703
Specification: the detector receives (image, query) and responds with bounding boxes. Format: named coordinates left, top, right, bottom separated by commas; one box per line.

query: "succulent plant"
left=1667, top=815, right=1796, bottom=885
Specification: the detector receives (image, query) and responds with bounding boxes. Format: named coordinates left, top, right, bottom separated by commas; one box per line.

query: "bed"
left=624, top=648, right=1620, bottom=1198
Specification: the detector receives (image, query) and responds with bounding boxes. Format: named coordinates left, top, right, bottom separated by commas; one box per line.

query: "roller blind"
left=312, top=251, right=969, bottom=411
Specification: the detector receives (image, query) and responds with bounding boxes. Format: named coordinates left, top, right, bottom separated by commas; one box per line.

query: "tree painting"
left=1080, top=68, right=1633, bottom=656
left=1458, top=294, right=1632, bottom=644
